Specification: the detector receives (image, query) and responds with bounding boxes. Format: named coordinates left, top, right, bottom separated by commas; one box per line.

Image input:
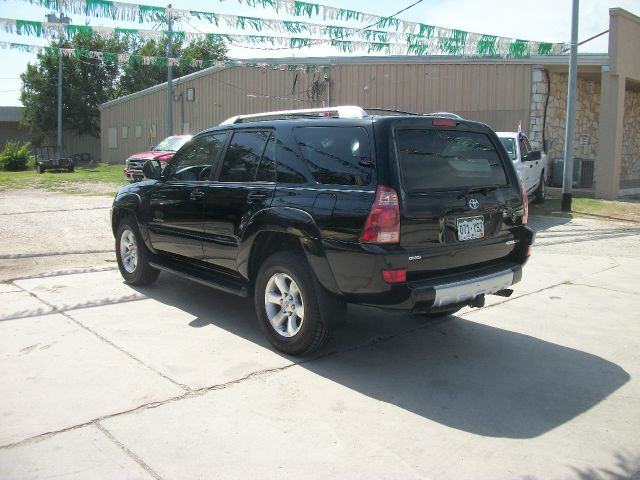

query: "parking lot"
left=1, top=189, right=639, bottom=479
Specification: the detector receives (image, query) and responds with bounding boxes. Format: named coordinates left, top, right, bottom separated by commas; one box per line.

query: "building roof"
left=99, top=53, right=609, bottom=110
left=0, top=106, right=23, bottom=123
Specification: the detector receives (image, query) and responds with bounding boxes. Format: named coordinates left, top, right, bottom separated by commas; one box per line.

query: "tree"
left=117, top=35, right=227, bottom=97
left=20, top=34, right=227, bottom=141
left=20, top=35, right=125, bottom=141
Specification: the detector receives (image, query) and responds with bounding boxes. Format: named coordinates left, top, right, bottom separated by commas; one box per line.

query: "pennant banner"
left=7, top=0, right=567, bottom=57
left=0, top=17, right=566, bottom=57
left=0, top=40, right=331, bottom=71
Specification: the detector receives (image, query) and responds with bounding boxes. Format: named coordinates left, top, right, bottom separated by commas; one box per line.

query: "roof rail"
left=220, top=105, right=368, bottom=125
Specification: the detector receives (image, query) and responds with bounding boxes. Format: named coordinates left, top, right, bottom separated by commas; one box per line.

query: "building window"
left=122, top=126, right=128, bottom=139
left=108, top=128, right=117, bottom=149
left=135, top=125, right=142, bottom=138
left=186, top=88, right=195, bottom=102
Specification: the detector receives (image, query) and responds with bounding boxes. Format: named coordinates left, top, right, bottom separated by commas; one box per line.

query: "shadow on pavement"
left=134, top=273, right=630, bottom=440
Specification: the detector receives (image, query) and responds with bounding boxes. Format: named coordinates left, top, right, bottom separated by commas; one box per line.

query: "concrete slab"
left=0, top=291, right=55, bottom=321
left=0, top=313, right=183, bottom=445
left=571, top=256, right=640, bottom=296
left=0, top=425, right=154, bottom=480
left=0, top=283, right=21, bottom=293
left=101, top=286, right=637, bottom=479
left=14, top=270, right=146, bottom=312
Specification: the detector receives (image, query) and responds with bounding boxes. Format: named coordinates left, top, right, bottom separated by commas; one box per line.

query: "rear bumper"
left=322, top=226, right=534, bottom=312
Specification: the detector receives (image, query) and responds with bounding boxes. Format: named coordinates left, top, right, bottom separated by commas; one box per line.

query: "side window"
left=294, top=126, right=373, bottom=186
left=518, top=134, right=531, bottom=156
left=255, top=134, right=276, bottom=182
left=219, top=131, right=270, bottom=182
left=165, top=133, right=226, bottom=181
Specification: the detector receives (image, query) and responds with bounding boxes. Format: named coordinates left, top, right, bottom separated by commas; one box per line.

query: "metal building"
left=100, top=8, right=640, bottom=199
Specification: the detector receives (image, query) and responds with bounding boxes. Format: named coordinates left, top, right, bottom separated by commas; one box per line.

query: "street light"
left=45, top=11, right=71, bottom=157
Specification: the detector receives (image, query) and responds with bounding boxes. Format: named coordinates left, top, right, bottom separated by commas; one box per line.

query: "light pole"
left=45, top=11, right=71, bottom=156
left=166, top=4, right=173, bottom=137
left=561, top=0, right=579, bottom=211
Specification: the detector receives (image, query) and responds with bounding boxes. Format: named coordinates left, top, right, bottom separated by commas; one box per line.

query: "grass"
left=0, top=163, right=126, bottom=195
left=530, top=193, right=640, bottom=223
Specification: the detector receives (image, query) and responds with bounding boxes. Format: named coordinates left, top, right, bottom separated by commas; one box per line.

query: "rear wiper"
left=457, top=186, right=498, bottom=199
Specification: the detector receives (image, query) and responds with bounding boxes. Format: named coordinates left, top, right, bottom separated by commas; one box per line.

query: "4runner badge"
left=468, top=198, right=480, bottom=209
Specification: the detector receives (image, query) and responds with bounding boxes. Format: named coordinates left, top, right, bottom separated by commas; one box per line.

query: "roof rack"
left=425, top=112, right=464, bottom=119
left=220, top=105, right=368, bottom=125
left=364, top=107, right=424, bottom=116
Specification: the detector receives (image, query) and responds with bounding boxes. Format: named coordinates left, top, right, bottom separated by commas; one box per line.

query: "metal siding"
left=100, top=62, right=532, bottom=163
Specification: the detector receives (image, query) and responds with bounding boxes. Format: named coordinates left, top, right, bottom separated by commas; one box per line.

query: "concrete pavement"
left=1, top=194, right=639, bottom=479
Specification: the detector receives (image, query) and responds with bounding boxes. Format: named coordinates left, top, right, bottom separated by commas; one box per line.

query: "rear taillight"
left=520, top=181, right=529, bottom=225
left=382, top=268, right=407, bottom=283
left=360, top=186, right=400, bottom=244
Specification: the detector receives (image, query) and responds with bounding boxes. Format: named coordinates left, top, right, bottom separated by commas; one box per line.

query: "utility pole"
left=166, top=4, right=173, bottom=137
left=561, top=0, right=579, bottom=212
left=46, top=10, right=71, bottom=156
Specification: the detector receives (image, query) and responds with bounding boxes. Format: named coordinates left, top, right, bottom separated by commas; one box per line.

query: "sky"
left=0, top=0, right=639, bottom=106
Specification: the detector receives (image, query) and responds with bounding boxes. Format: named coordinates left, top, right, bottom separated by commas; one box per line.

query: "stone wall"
left=543, top=73, right=601, bottom=164
left=621, top=88, right=640, bottom=186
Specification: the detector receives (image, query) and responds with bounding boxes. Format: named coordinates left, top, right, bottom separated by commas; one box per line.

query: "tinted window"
left=396, top=130, right=508, bottom=192
left=219, top=131, right=269, bottom=182
left=165, top=133, right=226, bottom=181
left=275, top=138, right=306, bottom=184
left=294, top=126, right=373, bottom=186
left=256, top=134, right=276, bottom=182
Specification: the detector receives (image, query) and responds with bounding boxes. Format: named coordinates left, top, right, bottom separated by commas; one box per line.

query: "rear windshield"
left=396, top=129, right=508, bottom=193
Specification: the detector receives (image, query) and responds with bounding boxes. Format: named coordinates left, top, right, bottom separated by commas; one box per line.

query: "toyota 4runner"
left=111, top=106, right=534, bottom=355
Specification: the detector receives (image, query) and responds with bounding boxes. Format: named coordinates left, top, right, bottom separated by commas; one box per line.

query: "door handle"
left=247, top=191, right=270, bottom=201
left=190, top=190, right=204, bottom=200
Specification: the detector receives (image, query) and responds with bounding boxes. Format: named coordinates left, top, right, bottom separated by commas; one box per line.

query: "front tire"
left=533, top=172, right=545, bottom=204
left=115, top=216, right=160, bottom=285
left=254, top=252, right=333, bottom=356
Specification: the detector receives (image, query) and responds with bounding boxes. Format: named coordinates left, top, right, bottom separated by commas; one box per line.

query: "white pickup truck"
left=497, top=132, right=549, bottom=204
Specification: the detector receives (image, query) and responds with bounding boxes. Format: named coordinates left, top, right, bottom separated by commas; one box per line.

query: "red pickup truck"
left=124, top=135, right=192, bottom=182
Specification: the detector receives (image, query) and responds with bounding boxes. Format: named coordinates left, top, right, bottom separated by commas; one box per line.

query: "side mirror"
left=523, top=150, right=542, bottom=162
left=142, top=159, right=162, bottom=180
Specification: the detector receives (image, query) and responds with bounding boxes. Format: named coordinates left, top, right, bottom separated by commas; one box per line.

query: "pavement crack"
left=95, top=422, right=164, bottom=480
left=11, top=283, right=191, bottom=393
left=566, top=282, right=640, bottom=296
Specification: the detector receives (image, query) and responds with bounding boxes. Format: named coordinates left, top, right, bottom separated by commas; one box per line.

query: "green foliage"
left=20, top=33, right=227, bottom=141
left=0, top=141, right=33, bottom=171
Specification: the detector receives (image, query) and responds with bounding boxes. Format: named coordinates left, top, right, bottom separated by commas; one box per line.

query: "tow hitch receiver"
left=469, top=295, right=485, bottom=308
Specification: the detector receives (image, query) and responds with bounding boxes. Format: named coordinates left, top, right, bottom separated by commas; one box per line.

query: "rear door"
left=391, top=121, right=523, bottom=276
left=201, top=129, right=276, bottom=272
left=519, top=134, right=537, bottom=192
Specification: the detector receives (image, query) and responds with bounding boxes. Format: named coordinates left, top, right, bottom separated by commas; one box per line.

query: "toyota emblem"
left=468, top=198, right=480, bottom=210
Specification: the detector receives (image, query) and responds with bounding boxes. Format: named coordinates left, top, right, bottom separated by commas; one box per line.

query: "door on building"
left=147, top=133, right=227, bottom=259
left=202, top=129, right=277, bottom=272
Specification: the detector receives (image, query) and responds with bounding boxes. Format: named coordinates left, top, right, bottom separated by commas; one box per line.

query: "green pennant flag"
left=154, top=56, right=168, bottom=67
left=44, top=46, right=58, bottom=56
left=330, top=39, right=352, bottom=52
left=115, top=27, right=140, bottom=37
left=66, top=24, right=93, bottom=39
left=103, top=51, right=118, bottom=63
left=336, top=9, right=362, bottom=22
left=283, top=21, right=307, bottom=34
left=477, top=35, right=497, bottom=56
left=138, top=5, right=166, bottom=23
left=537, top=42, right=552, bottom=55
left=325, top=25, right=346, bottom=39
left=85, top=0, right=116, bottom=19
left=289, top=37, right=311, bottom=48
left=190, top=11, right=219, bottom=25
left=235, top=16, right=263, bottom=31
left=362, top=30, right=387, bottom=43
left=509, top=39, right=529, bottom=58
left=418, top=24, right=435, bottom=38
left=74, top=48, right=91, bottom=58
left=376, top=17, right=401, bottom=30
left=293, top=1, right=319, bottom=18
left=16, top=20, right=42, bottom=37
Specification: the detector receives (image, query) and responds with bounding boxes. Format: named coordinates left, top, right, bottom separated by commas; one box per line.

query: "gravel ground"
left=0, top=189, right=115, bottom=281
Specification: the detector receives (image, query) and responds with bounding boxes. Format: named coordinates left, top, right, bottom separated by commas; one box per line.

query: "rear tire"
left=533, top=172, right=545, bottom=204
left=254, top=251, right=333, bottom=356
left=115, top=216, right=160, bottom=286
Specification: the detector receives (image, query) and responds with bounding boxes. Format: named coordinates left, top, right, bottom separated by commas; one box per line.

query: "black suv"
left=111, top=106, right=534, bottom=355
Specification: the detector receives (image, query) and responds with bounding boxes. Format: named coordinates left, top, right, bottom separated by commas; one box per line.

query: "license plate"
left=457, top=216, right=484, bottom=241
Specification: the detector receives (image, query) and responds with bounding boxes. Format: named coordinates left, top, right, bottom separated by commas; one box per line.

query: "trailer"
left=34, top=145, right=75, bottom=174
